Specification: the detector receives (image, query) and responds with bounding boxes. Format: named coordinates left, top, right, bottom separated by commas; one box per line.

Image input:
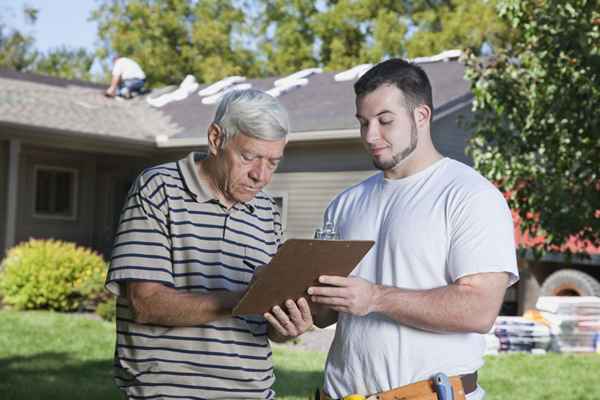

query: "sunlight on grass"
left=1, top=310, right=599, bottom=400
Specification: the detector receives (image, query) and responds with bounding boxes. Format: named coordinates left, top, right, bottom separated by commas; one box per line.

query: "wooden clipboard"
left=233, top=238, right=374, bottom=315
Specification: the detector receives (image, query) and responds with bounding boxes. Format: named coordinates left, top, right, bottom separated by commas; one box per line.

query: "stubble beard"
left=372, top=122, right=418, bottom=171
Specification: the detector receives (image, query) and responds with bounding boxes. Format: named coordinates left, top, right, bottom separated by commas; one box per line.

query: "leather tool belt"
left=316, top=372, right=477, bottom=400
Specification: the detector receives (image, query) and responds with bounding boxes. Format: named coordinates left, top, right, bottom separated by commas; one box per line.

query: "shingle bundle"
left=487, top=316, right=551, bottom=354
left=535, top=296, right=600, bottom=353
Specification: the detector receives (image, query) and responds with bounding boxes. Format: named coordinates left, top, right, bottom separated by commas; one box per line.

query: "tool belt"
left=316, top=372, right=477, bottom=400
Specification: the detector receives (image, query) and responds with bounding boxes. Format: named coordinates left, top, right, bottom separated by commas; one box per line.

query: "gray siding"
left=0, top=140, right=7, bottom=257
left=278, top=140, right=372, bottom=173
left=432, top=108, right=474, bottom=165
left=266, top=170, right=376, bottom=239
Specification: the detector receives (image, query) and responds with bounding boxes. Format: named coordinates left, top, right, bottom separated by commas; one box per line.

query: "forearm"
left=371, top=276, right=507, bottom=333
left=128, top=282, right=241, bottom=326
left=107, top=75, right=120, bottom=92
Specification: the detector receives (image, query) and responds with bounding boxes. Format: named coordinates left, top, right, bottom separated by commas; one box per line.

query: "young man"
left=106, top=89, right=313, bottom=399
left=105, top=56, right=146, bottom=98
left=308, top=59, right=519, bottom=400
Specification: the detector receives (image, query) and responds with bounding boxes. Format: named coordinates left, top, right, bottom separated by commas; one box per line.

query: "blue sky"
left=4, top=0, right=98, bottom=52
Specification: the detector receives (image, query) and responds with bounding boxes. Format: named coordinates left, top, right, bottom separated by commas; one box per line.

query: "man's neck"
left=197, top=157, right=235, bottom=209
left=384, top=147, right=443, bottom=180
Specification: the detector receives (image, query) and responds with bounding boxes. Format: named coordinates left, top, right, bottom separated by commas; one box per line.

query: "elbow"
left=130, top=303, right=153, bottom=324
left=468, top=311, right=498, bottom=334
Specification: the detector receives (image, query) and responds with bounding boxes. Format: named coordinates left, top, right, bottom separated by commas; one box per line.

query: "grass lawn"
left=0, top=310, right=598, bottom=400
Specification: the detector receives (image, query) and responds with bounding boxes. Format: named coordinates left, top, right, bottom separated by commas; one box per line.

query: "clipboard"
left=233, top=238, right=374, bottom=315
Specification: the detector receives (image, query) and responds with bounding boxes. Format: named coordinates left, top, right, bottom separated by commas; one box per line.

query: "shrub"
left=0, top=239, right=108, bottom=312
left=95, top=297, right=116, bottom=322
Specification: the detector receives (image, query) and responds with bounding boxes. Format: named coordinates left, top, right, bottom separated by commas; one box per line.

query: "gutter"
left=0, top=120, right=156, bottom=156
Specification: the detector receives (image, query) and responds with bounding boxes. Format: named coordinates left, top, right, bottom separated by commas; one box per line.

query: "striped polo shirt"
left=106, top=152, right=283, bottom=400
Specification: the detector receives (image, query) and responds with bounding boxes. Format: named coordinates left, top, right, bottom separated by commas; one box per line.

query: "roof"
left=0, top=58, right=472, bottom=146
left=0, top=69, right=180, bottom=141
left=159, top=60, right=472, bottom=140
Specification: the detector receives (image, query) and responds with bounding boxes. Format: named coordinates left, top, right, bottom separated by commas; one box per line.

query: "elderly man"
left=308, top=59, right=519, bottom=400
left=106, top=89, right=313, bottom=399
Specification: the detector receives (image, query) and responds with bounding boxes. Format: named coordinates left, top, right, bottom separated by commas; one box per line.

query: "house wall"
left=0, top=140, right=7, bottom=256
left=15, top=145, right=99, bottom=248
left=266, top=170, right=376, bottom=239
left=93, top=154, right=155, bottom=259
left=431, top=108, right=474, bottom=165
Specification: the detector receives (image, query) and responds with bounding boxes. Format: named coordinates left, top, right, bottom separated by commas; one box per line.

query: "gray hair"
left=212, top=89, right=290, bottom=142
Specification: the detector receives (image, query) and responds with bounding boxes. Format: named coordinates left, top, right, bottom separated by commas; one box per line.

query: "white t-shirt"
left=322, top=158, right=518, bottom=399
left=112, top=57, right=145, bottom=80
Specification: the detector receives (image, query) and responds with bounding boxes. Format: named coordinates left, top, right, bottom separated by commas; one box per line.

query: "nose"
left=362, top=121, right=380, bottom=145
left=249, top=160, right=271, bottom=183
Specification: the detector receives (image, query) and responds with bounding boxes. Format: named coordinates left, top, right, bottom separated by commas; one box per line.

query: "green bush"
left=0, top=239, right=108, bottom=312
left=95, top=297, right=116, bottom=322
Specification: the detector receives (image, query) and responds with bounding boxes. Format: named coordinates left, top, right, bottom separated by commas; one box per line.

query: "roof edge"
left=0, top=120, right=156, bottom=155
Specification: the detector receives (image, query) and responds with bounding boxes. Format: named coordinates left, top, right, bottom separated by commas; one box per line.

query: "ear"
left=413, top=105, right=432, bottom=129
left=207, top=123, right=224, bottom=156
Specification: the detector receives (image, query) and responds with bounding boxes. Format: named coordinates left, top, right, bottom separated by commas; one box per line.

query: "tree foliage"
left=464, top=0, right=600, bottom=257
left=35, top=47, right=95, bottom=81
left=256, top=0, right=507, bottom=75
left=0, top=6, right=95, bottom=80
left=92, top=0, right=259, bottom=86
left=92, top=0, right=507, bottom=80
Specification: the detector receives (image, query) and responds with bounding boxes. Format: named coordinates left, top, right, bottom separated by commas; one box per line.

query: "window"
left=270, top=192, right=288, bottom=233
left=33, top=165, right=78, bottom=220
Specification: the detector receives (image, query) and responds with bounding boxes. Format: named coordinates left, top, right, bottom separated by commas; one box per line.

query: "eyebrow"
left=355, top=110, right=395, bottom=119
left=241, top=149, right=284, bottom=162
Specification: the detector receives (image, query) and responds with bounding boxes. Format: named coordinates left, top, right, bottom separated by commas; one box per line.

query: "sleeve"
left=105, top=171, right=174, bottom=296
left=447, top=187, right=519, bottom=286
left=112, top=58, right=123, bottom=77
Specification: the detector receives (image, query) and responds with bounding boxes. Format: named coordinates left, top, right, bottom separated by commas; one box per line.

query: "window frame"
left=269, top=191, right=288, bottom=233
left=32, top=164, right=79, bottom=221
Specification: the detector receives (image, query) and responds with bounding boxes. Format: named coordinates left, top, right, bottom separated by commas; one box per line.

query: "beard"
left=372, top=120, right=418, bottom=171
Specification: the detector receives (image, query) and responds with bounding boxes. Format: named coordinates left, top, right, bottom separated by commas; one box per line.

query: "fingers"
left=264, top=311, right=288, bottom=336
left=264, top=298, right=314, bottom=337
left=310, top=295, right=347, bottom=308
left=318, top=275, right=350, bottom=286
left=307, top=285, right=347, bottom=297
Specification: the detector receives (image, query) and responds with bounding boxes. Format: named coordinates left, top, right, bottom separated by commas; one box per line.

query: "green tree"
left=0, top=26, right=37, bottom=71
left=257, top=0, right=318, bottom=75
left=0, top=5, right=95, bottom=80
left=464, top=0, right=600, bottom=257
left=406, top=0, right=510, bottom=57
left=34, top=47, right=95, bottom=81
left=256, top=0, right=506, bottom=73
left=0, top=6, right=38, bottom=71
left=92, top=0, right=258, bottom=86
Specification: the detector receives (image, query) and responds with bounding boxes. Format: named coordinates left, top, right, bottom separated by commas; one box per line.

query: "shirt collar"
left=177, top=152, right=256, bottom=213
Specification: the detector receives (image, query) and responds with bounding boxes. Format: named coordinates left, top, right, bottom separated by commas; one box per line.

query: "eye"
left=267, top=159, right=280, bottom=170
left=241, top=153, right=255, bottom=162
left=380, top=119, right=393, bottom=125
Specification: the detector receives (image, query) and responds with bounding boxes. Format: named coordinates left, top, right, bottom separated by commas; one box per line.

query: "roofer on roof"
left=105, top=55, right=146, bottom=99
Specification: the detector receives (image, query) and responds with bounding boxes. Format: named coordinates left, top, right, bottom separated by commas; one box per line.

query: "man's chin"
left=372, top=158, right=398, bottom=171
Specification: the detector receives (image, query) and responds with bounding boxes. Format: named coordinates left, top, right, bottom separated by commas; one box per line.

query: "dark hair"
left=354, top=59, right=433, bottom=119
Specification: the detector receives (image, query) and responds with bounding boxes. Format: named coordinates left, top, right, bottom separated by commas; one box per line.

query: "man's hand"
left=308, top=275, right=378, bottom=316
left=105, top=87, right=116, bottom=97
left=264, top=297, right=313, bottom=340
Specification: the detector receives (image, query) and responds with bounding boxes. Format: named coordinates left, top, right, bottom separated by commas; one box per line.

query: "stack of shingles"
left=535, top=296, right=600, bottom=353
left=486, top=316, right=551, bottom=354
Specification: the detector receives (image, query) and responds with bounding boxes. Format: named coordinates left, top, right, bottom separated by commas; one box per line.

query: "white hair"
left=212, top=89, right=290, bottom=142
